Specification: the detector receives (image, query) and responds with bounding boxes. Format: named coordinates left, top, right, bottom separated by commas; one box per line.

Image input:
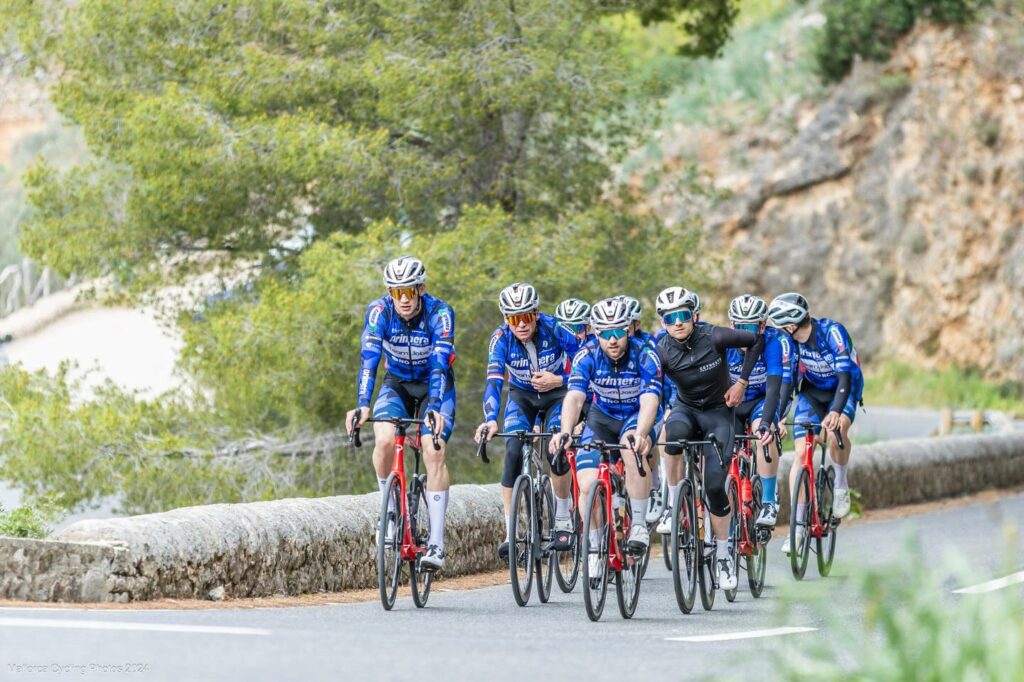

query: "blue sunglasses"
left=735, top=323, right=761, bottom=334
left=661, top=309, right=693, bottom=325
left=597, top=328, right=628, bottom=341
left=559, top=322, right=587, bottom=336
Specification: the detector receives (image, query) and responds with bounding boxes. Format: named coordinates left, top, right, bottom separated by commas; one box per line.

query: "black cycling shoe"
left=548, top=530, right=574, bottom=552
left=498, top=541, right=510, bottom=561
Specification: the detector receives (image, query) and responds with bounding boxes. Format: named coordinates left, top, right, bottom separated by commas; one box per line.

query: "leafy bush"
left=863, top=360, right=1024, bottom=417
left=0, top=500, right=60, bottom=538
left=813, top=0, right=989, bottom=82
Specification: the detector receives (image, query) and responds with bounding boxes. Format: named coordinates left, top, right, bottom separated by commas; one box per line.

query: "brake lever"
left=427, top=411, right=441, bottom=451
left=626, top=434, right=646, bottom=478
left=475, top=425, right=490, bottom=464
left=707, top=432, right=726, bottom=468
left=348, top=414, right=362, bottom=448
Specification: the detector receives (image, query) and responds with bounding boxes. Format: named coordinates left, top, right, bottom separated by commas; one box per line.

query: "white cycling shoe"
left=627, top=524, right=650, bottom=553
left=420, top=544, right=445, bottom=571
left=646, top=486, right=665, bottom=523
left=655, top=509, right=673, bottom=535
left=833, top=488, right=851, bottom=518
left=782, top=527, right=807, bottom=555
left=717, top=555, right=738, bottom=590
left=755, top=503, right=779, bottom=528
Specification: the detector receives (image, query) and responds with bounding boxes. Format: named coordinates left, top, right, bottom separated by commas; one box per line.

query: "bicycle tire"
left=670, top=480, right=698, bottom=614
left=377, top=473, right=404, bottom=611
left=581, top=482, right=610, bottom=621
left=790, top=466, right=812, bottom=580
left=509, top=475, right=534, bottom=606
left=409, top=476, right=433, bottom=608
left=816, top=467, right=838, bottom=577
left=747, top=476, right=767, bottom=598
left=615, top=501, right=641, bottom=619
left=697, top=491, right=716, bottom=611
left=535, top=476, right=556, bottom=604
left=555, top=499, right=581, bottom=593
left=724, top=477, right=740, bottom=603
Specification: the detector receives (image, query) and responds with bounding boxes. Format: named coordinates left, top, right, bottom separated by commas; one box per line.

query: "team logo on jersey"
left=572, top=347, right=590, bottom=366
left=368, top=304, right=383, bottom=327
left=440, top=310, right=453, bottom=336
left=829, top=326, right=846, bottom=353
left=488, top=330, right=501, bottom=356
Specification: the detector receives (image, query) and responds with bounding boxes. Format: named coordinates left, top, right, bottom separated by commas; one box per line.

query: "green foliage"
left=0, top=499, right=60, bottom=538
left=1, top=0, right=667, bottom=286
left=632, top=0, right=741, bottom=58
left=813, top=0, right=989, bottom=83
left=777, top=536, right=1024, bottom=680
left=864, top=360, right=1024, bottom=417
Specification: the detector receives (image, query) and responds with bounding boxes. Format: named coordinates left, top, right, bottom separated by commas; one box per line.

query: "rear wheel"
left=376, top=474, right=404, bottom=611
left=724, top=478, right=740, bottom=603
left=581, top=482, right=610, bottom=621
left=409, top=476, right=433, bottom=608
left=661, top=530, right=672, bottom=572
left=554, top=499, right=580, bottom=593
left=816, top=467, right=838, bottom=577
left=790, top=467, right=812, bottom=580
left=615, top=502, right=641, bottom=619
left=670, top=480, right=698, bottom=614
left=535, top=477, right=556, bottom=603
left=509, top=475, right=534, bottom=606
left=747, top=476, right=767, bottom=598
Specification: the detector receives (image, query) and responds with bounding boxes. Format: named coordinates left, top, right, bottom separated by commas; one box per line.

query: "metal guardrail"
left=0, top=258, right=74, bottom=318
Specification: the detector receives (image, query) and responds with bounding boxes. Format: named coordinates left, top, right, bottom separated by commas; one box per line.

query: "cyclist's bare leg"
left=828, top=414, right=853, bottom=467
left=422, top=437, right=450, bottom=491
left=710, top=513, right=730, bottom=543
left=789, top=434, right=809, bottom=503
left=751, top=417, right=780, bottom=479
left=550, top=472, right=572, bottom=506
left=621, top=430, right=651, bottom=501
left=577, top=470, right=599, bottom=523
left=662, top=422, right=684, bottom=488
left=372, top=421, right=398, bottom=480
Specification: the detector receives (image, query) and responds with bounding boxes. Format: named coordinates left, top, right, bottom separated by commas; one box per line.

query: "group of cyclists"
left=346, top=255, right=864, bottom=593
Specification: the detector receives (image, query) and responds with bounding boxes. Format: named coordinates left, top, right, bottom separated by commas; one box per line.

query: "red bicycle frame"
left=389, top=425, right=426, bottom=562
left=727, top=430, right=758, bottom=556
left=593, top=457, right=631, bottom=573
left=789, top=422, right=841, bottom=540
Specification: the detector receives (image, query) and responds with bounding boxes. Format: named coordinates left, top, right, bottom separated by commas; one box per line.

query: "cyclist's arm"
left=828, top=371, right=852, bottom=414
left=427, top=304, right=456, bottom=414
left=760, top=334, right=785, bottom=425
left=357, top=302, right=387, bottom=408
left=561, top=348, right=594, bottom=431
left=483, top=329, right=508, bottom=422
left=713, top=327, right=764, bottom=382
left=824, top=323, right=855, bottom=414
left=635, top=347, right=663, bottom=438
left=556, top=324, right=582, bottom=386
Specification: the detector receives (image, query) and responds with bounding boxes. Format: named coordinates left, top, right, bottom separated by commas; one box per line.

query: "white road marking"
left=0, top=617, right=271, bottom=636
left=666, top=626, right=817, bottom=643
left=953, top=570, right=1024, bottom=595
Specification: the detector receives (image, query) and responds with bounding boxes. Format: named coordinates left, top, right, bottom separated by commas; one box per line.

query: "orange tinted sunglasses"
left=506, top=312, right=538, bottom=327
left=388, top=286, right=419, bottom=301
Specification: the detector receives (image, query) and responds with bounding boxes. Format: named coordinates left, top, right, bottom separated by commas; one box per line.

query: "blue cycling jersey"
left=567, top=336, right=662, bottom=421
left=357, top=293, right=456, bottom=413
left=483, top=313, right=580, bottom=422
left=727, top=327, right=797, bottom=401
left=794, top=318, right=863, bottom=391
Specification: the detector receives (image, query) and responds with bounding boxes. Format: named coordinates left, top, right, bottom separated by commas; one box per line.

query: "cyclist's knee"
left=501, top=439, right=524, bottom=487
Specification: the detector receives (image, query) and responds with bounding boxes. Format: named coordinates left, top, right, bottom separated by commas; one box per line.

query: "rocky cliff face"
left=651, top=12, right=1024, bottom=381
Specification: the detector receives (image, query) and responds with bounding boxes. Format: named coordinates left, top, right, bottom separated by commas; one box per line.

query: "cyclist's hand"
left=724, top=382, right=745, bottom=408
left=776, top=421, right=788, bottom=441
left=549, top=432, right=570, bottom=457
left=573, top=421, right=585, bottom=435
left=822, top=411, right=841, bottom=433
left=346, top=407, right=369, bottom=433
left=427, top=411, right=446, bottom=442
left=475, top=421, right=498, bottom=444
left=634, top=434, right=651, bottom=457
left=757, top=425, right=773, bottom=447
left=530, top=370, right=563, bottom=392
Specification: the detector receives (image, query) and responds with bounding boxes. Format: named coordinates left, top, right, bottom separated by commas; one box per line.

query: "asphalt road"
left=2, top=492, right=1022, bottom=682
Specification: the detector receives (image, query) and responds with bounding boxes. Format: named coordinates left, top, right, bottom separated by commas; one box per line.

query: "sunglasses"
left=506, top=312, right=538, bottom=327
left=597, top=328, right=628, bottom=341
left=661, top=309, right=693, bottom=325
left=735, top=323, right=760, bottom=334
left=388, top=286, right=419, bottom=301
left=559, top=322, right=586, bottom=335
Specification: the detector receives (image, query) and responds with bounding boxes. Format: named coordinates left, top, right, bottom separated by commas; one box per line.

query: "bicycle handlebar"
left=348, top=414, right=442, bottom=451
left=656, top=434, right=726, bottom=468
left=474, top=428, right=556, bottom=465
left=783, top=421, right=844, bottom=450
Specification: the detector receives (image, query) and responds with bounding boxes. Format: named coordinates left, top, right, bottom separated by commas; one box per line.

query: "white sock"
left=796, top=503, right=808, bottom=525
left=426, top=490, right=448, bottom=550
left=589, top=529, right=601, bottom=546
left=504, top=514, right=511, bottom=543
left=555, top=495, right=570, bottom=520
left=833, top=463, right=848, bottom=489
left=651, top=466, right=662, bottom=488
left=716, top=538, right=729, bottom=557
left=630, top=498, right=648, bottom=527
left=667, top=482, right=678, bottom=511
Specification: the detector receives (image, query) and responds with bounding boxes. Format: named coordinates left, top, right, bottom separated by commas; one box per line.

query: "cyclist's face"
left=663, top=308, right=695, bottom=341
left=598, top=330, right=628, bottom=360
left=788, top=323, right=811, bottom=343
left=390, top=285, right=424, bottom=319
left=507, top=312, right=538, bottom=341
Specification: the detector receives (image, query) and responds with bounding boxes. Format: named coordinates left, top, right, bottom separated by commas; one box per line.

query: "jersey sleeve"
left=427, top=303, right=456, bottom=413
left=357, top=301, right=387, bottom=408
left=825, top=322, right=854, bottom=374
left=777, top=332, right=795, bottom=384
left=764, top=334, right=784, bottom=378
left=483, top=327, right=508, bottom=422
left=567, top=347, right=594, bottom=396
left=639, top=347, right=663, bottom=400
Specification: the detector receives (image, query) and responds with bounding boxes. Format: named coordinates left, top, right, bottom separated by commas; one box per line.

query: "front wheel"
left=555, top=499, right=581, bottom=593
left=747, top=476, right=767, bottom=598
left=724, top=478, right=740, bottom=603
left=509, top=475, right=535, bottom=606
left=790, top=466, right=812, bottom=580
left=535, top=477, right=556, bottom=604
left=816, top=467, right=838, bottom=577
left=615, top=502, right=641, bottom=619
left=581, top=482, right=610, bottom=622
left=670, top=480, right=698, bottom=614
left=377, top=474, right=404, bottom=611
left=409, top=476, right=433, bottom=608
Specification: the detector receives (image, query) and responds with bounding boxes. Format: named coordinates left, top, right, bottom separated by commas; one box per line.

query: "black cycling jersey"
left=657, top=325, right=763, bottom=410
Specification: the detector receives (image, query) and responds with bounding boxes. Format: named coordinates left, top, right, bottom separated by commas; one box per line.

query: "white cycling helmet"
left=383, top=256, right=426, bottom=288
left=656, top=286, right=698, bottom=315
left=554, top=298, right=591, bottom=325
left=616, top=295, right=642, bottom=323
left=728, top=294, right=768, bottom=323
left=767, top=292, right=810, bottom=327
left=499, top=283, right=540, bottom=316
left=590, top=297, right=631, bottom=331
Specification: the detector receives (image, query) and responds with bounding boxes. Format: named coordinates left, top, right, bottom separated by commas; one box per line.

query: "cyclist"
left=548, top=298, right=663, bottom=578
left=726, top=294, right=797, bottom=528
left=656, top=288, right=763, bottom=591
left=475, top=283, right=581, bottom=558
left=767, top=293, right=864, bottom=554
left=554, top=298, right=593, bottom=345
left=345, top=256, right=456, bottom=571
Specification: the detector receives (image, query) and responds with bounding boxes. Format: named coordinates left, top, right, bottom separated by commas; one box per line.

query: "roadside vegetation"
left=864, top=361, right=1024, bottom=418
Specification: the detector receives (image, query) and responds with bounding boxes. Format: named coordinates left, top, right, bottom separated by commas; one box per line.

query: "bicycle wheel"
left=670, top=480, right=698, bottom=614
left=377, top=473, right=404, bottom=611
left=816, top=467, right=838, bottom=577
left=615, top=503, right=641, bottom=619
left=535, top=476, right=556, bottom=604
left=724, top=477, right=740, bottom=603
left=661, top=530, right=672, bottom=572
left=697, top=492, right=716, bottom=611
left=790, top=466, right=812, bottom=580
left=555, top=499, right=581, bottom=593
left=581, top=482, right=610, bottom=622
left=747, top=476, right=767, bottom=598
left=409, top=475, right=433, bottom=608
left=509, top=475, right=534, bottom=606
left=639, top=525, right=653, bottom=579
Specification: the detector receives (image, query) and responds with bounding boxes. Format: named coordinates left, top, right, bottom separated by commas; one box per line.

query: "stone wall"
left=2, top=432, right=1022, bottom=603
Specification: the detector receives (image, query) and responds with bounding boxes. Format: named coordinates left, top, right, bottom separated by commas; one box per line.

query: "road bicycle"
left=784, top=420, right=844, bottom=580
left=722, top=430, right=777, bottom=601
left=350, top=411, right=439, bottom=610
